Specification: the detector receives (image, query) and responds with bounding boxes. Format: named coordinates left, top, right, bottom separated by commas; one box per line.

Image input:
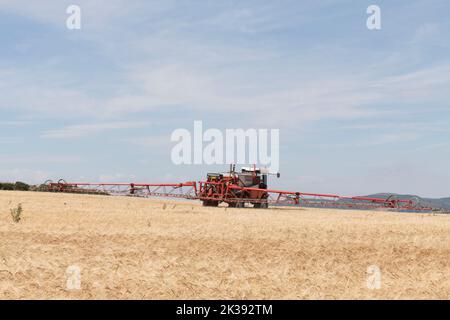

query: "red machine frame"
left=45, top=174, right=435, bottom=212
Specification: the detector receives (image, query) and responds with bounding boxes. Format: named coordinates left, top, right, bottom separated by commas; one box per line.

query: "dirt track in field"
left=0, top=191, right=449, bottom=299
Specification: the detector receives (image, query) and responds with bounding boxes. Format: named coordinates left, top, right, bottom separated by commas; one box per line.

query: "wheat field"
left=0, top=190, right=449, bottom=300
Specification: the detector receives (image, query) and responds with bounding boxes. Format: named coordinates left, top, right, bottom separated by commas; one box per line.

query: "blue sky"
left=1, top=0, right=450, bottom=197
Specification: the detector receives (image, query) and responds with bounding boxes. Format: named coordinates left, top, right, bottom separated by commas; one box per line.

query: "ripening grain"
left=0, top=191, right=449, bottom=299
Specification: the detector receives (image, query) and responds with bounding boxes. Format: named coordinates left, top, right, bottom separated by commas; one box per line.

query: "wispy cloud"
left=340, top=120, right=450, bottom=133
left=310, top=132, right=420, bottom=149
left=410, top=23, right=442, bottom=45
left=41, top=121, right=150, bottom=139
left=0, top=137, right=23, bottom=144
left=0, top=155, right=84, bottom=165
left=99, top=172, right=137, bottom=183
left=0, top=168, right=49, bottom=184
left=0, top=120, right=32, bottom=126
left=121, top=135, right=170, bottom=149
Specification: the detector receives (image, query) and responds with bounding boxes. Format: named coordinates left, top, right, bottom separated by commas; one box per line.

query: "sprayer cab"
left=199, top=165, right=280, bottom=208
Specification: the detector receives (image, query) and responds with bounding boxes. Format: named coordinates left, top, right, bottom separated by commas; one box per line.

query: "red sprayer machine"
left=198, top=165, right=278, bottom=208
left=44, top=165, right=436, bottom=212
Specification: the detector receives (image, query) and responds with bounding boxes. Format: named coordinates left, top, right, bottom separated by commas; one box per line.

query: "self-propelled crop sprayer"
left=43, top=165, right=437, bottom=212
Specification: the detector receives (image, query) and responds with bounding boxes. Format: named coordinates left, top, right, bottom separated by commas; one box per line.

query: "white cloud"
left=3, top=59, right=449, bottom=130
left=0, top=1, right=383, bottom=124
left=98, top=172, right=137, bottom=183
left=0, top=68, right=99, bottom=117
left=0, top=168, right=49, bottom=184
left=41, top=121, right=150, bottom=139
left=0, top=155, right=83, bottom=165
left=340, top=120, right=450, bottom=133
left=0, top=0, right=148, bottom=30
left=0, top=121, right=32, bottom=126
left=415, top=141, right=450, bottom=151
left=105, top=63, right=385, bottom=126
left=2, top=2, right=449, bottom=128
left=121, top=136, right=170, bottom=149
left=374, top=64, right=450, bottom=101
left=367, top=132, right=420, bottom=146
left=0, top=137, right=23, bottom=144
left=310, top=132, right=420, bottom=149
left=410, top=23, right=441, bottom=45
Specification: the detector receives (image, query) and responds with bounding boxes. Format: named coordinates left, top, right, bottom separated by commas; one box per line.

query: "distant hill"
left=364, top=193, right=450, bottom=212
